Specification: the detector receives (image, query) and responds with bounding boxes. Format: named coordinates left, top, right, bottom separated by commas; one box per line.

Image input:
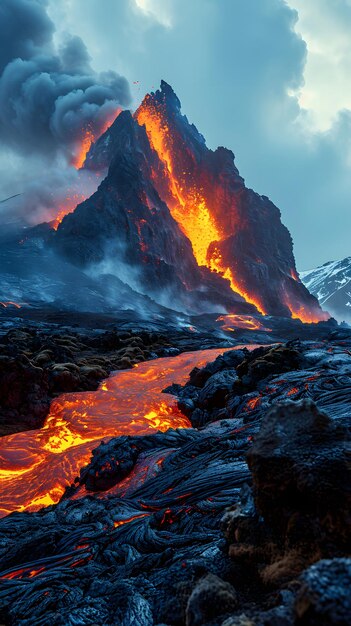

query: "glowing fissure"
left=216, top=314, right=272, bottom=332
left=137, top=100, right=220, bottom=267
left=283, top=292, right=330, bottom=324
left=72, top=128, right=95, bottom=170
left=136, top=98, right=266, bottom=314
left=0, top=348, right=235, bottom=518
left=0, top=301, right=22, bottom=309
left=52, top=110, right=122, bottom=230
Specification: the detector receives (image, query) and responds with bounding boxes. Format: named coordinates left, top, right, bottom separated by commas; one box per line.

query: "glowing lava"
left=216, top=314, right=271, bottom=332
left=0, top=348, right=236, bottom=518
left=136, top=100, right=220, bottom=267
left=72, top=112, right=121, bottom=171
left=136, top=99, right=266, bottom=315
left=51, top=192, right=85, bottom=230
left=72, top=128, right=95, bottom=170
left=52, top=111, right=122, bottom=229
left=0, top=301, right=22, bottom=309
left=283, top=293, right=330, bottom=324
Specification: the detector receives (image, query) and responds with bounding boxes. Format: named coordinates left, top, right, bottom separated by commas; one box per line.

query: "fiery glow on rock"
left=290, top=268, right=300, bottom=281
left=113, top=513, right=150, bottom=528
left=51, top=192, right=88, bottom=230
left=137, top=101, right=220, bottom=267
left=216, top=314, right=271, bottom=332
left=136, top=99, right=266, bottom=314
left=0, top=348, right=233, bottom=518
left=51, top=110, right=122, bottom=229
left=72, top=128, right=95, bottom=170
left=284, top=293, right=330, bottom=324
left=72, top=112, right=121, bottom=170
left=0, top=301, right=22, bottom=309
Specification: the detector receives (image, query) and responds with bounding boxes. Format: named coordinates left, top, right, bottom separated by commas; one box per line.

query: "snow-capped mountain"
left=301, top=257, right=351, bottom=323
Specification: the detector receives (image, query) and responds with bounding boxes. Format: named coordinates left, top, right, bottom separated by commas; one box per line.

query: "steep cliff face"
left=54, top=81, right=327, bottom=320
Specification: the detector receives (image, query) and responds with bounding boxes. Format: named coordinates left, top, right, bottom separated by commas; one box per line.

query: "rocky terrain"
left=52, top=81, right=325, bottom=320
left=0, top=327, right=350, bottom=625
left=0, top=324, right=178, bottom=437
left=0, top=306, right=337, bottom=438
left=0, top=79, right=348, bottom=626
left=301, top=257, right=351, bottom=324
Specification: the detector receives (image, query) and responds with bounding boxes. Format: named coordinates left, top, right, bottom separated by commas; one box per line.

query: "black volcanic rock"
left=53, top=81, right=326, bottom=319
left=246, top=399, right=351, bottom=549
left=54, top=110, right=249, bottom=314
left=295, top=559, right=351, bottom=626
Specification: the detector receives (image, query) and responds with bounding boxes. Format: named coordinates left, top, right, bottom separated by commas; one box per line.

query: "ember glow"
left=0, top=348, right=233, bottom=518
left=51, top=111, right=122, bottom=229
left=136, top=98, right=266, bottom=314
left=51, top=192, right=86, bottom=230
left=72, top=112, right=121, bottom=171
left=284, top=293, right=330, bottom=324
left=217, top=314, right=272, bottom=332
left=0, top=301, right=22, bottom=309
left=72, top=128, right=95, bottom=170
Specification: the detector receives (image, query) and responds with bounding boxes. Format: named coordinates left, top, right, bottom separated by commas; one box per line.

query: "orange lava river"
left=0, top=348, right=242, bottom=518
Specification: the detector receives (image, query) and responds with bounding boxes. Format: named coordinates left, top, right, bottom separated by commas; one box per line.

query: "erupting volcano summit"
left=54, top=81, right=327, bottom=322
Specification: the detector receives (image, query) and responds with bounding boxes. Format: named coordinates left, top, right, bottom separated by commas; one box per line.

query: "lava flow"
left=216, top=314, right=272, bottom=332
left=0, top=348, right=232, bottom=518
left=136, top=98, right=266, bottom=314
left=0, top=301, right=22, bottom=309
left=283, top=293, right=330, bottom=324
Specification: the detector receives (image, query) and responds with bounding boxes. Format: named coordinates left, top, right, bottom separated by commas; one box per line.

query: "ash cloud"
left=0, top=0, right=131, bottom=225
left=0, top=0, right=131, bottom=161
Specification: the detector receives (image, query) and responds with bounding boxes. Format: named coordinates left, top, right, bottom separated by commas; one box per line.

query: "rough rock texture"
left=247, top=400, right=351, bottom=548
left=295, top=559, right=351, bottom=626
left=0, top=333, right=350, bottom=625
left=53, top=109, right=247, bottom=315
left=53, top=81, right=325, bottom=319
left=186, top=573, right=238, bottom=626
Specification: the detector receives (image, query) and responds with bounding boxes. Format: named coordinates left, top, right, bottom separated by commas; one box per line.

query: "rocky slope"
left=301, top=257, right=351, bottom=323
left=53, top=81, right=325, bottom=321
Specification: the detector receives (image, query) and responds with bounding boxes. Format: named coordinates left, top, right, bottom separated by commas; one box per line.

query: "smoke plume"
left=0, top=0, right=130, bottom=160
left=0, top=0, right=131, bottom=224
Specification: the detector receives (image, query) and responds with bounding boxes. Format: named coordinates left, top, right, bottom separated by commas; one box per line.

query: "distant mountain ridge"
left=301, top=257, right=351, bottom=323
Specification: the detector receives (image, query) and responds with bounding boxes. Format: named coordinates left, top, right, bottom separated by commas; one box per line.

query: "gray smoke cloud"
left=0, top=0, right=131, bottom=161
left=0, top=0, right=131, bottom=225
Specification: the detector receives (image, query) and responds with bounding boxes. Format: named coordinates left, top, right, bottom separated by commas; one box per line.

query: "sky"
left=1, top=0, right=351, bottom=270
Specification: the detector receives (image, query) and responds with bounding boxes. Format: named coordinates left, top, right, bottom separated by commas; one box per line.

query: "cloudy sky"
left=1, top=0, right=351, bottom=269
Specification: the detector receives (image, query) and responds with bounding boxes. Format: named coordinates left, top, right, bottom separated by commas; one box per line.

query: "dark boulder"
left=197, top=370, right=238, bottom=410
left=186, top=573, right=238, bottom=626
left=246, top=399, right=350, bottom=551
left=295, top=559, right=351, bottom=625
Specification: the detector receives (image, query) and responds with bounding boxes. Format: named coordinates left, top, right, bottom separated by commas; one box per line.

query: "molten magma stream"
left=0, top=349, right=232, bottom=518
left=216, top=314, right=271, bottom=332
left=283, top=292, right=330, bottom=324
left=136, top=100, right=266, bottom=315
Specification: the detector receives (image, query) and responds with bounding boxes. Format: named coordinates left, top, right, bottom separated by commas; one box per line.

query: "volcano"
left=53, top=81, right=327, bottom=322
